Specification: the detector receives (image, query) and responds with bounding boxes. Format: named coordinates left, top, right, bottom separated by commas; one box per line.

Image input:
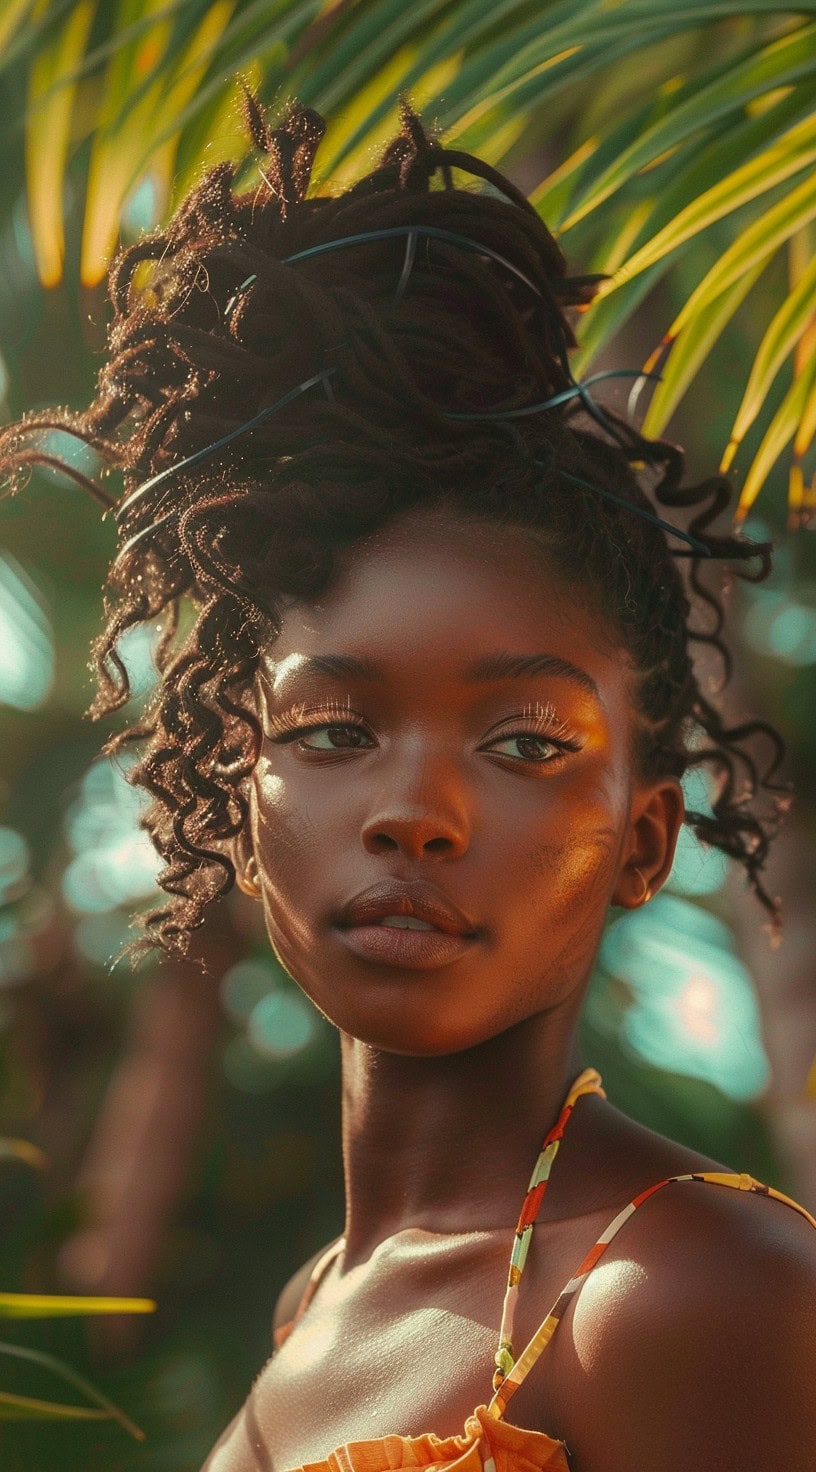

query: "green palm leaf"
left=0, top=1341, right=146, bottom=1439
left=736, top=347, right=816, bottom=523
left=7, top=0, right=816, bottom=520
left=0, top=1293, right=155, bottom=1317
left=557, top=21, right=816, bottom=232
left=0, top=1138, right=47, bottom=1169
left=0, top=1391, right=109, bottom=1422
left=640, top=261, right=768, bottom=440
left=723, top=249, right=816, bottom=470
left=600, top=108, right=816, bottom=298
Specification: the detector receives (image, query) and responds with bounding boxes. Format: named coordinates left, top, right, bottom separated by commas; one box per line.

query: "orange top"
left=273, top=1067, right=816, bottom=1472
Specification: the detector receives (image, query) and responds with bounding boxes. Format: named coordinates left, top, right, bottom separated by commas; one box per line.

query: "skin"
left=201, top=504, right=815, bottom=1471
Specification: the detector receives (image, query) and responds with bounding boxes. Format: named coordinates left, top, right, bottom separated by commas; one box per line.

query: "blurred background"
left=0, top=2, right=815, bottom=1467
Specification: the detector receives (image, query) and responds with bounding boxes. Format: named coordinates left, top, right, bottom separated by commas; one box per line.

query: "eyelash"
left=264, top=697, right=582, bottom=764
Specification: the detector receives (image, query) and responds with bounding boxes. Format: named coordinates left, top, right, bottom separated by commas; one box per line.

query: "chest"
left=208, top=1216, right=636, bottom=1472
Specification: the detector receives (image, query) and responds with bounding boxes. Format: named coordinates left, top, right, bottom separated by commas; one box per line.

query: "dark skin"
left=203, top=505, right=816, bottom=1472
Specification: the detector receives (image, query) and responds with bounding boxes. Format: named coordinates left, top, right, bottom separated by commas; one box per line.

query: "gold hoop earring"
left=633, top=867, right=652, bottom=905
left=236, top=857, right=262, bottom=900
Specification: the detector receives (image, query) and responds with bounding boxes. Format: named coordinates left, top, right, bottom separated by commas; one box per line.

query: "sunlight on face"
left=245, top=506, right=679, bottom=1058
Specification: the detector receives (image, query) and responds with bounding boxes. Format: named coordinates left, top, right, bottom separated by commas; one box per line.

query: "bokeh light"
left=220, top=959, right=283, bottom=1024
left=666, top=764, right=728, bottom=896
left=0, top=826, right=30, bottom=906
left=74, top=910, right=137, bottom=970
left=599, top=893, right=769, bottom=1101
left=0, top=551, right=54, bottom=710
left=122, top=175, right=162, bottom=237
left=33, top=428, right=100, bottom=492
left=743, top=585, right=816, bottom=665
left=61, top=752, right=161, bottom=918
left=116, top=619, right=163, bottom=706
left=247, top=990, right=315, bottom=1061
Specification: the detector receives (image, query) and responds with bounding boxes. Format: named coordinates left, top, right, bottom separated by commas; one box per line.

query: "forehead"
left=259, top=510, right=629, bottom=704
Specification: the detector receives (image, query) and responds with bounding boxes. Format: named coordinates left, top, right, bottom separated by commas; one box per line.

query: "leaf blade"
left=734, top=349, right=816, bottom=523
left=0, top=1391, right=109, bottom=1422
left=0, top=1138, right=47, bottom=1170
left=0, top=1340, right=146, bottom=1440
left=600, top=108, right=816, bottom=296
left=559, top=20, right=816, bottom=231
left=25, top=0, right=96, bottom=286
left=0, top=1293, right=155, bottom=1317
left=640, top=260, right=767, bottom=438
left=722, top=248, right=816, bottom=468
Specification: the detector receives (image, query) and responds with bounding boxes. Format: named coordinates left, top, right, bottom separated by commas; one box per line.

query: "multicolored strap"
left=488, top=1167, right=816, bottom=1421
left=492, top=1066, right=607, bottom=1392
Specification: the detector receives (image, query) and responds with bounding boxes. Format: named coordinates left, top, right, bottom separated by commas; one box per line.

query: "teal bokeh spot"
left=62, top=754, right=160, bottom=912
left=0, top=827, right=30, bottom=904
left=0, top=553, right=54, bottom=711
left=221, top=960, right=279, bottom=1023
left=599, top=894, right=769, bottom=1101
left=247, top=991, right=315, bottom=1061
left=767, top=602, right=816, bottom=663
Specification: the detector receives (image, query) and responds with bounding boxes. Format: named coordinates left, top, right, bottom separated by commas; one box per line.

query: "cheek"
left=251, top=755, right=324, bottom=868
left=499, top=768, right=624, bottom=909
left=524, top=825, right=618, bottom=904
left=250, top=760, right=320, bottom=959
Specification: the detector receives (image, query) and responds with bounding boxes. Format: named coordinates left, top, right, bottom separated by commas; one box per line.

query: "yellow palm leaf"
left=25, top=1, right=96, bottom=286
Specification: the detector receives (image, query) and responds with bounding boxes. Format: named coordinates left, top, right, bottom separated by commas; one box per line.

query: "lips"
left=335, top=880, right=478, bottom=937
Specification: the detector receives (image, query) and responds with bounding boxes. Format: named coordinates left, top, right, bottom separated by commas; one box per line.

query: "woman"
left=3, top=97, right=815, bottom=1471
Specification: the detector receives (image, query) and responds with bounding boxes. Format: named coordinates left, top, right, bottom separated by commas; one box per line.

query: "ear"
left=222, top=813, right=260, bottom=899
left=611, top=775, right=685, bottom=910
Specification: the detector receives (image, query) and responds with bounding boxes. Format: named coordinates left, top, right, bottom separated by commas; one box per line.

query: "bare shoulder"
left=272, top=1236, right=343, bottom=1335
left=560, top=1165, right=816, bottom=1472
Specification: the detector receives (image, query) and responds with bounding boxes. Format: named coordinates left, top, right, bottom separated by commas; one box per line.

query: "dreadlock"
left=0, top=95, right=792, bottom=967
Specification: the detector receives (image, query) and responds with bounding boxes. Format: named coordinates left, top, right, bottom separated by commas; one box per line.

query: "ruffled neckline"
left=290, top=1403, right=570, bottom=1472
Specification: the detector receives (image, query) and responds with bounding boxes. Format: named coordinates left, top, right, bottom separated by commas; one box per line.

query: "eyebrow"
left=275, top=651, right=602, bottom=703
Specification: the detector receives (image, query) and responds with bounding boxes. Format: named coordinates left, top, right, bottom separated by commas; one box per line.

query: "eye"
left=482, top=729, right=579, bottom=764
left=265, top=702, right=582, bottom=763
left=265, top=702, right=373, bottom=753
left=287, top=721, right=373, bottom=752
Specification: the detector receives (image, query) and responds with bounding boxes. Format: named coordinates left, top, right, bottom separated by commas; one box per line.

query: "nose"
left=362, top=815, right=465, bottom=858
left=360, top=759, right=470, bottom=860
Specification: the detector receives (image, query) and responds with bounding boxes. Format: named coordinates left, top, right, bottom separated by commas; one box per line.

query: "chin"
left=332, top=1001, right=496, bottom=1058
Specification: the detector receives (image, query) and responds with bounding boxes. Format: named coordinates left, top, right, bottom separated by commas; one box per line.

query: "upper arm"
left=565, top=1189, right=816, bottom=1472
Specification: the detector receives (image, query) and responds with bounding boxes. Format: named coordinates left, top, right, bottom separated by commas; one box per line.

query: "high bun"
left=0, top=95, right=793, bottom=966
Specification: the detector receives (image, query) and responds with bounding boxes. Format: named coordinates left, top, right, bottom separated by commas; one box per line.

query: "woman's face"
left=247, top=506, right=683, bottom=1056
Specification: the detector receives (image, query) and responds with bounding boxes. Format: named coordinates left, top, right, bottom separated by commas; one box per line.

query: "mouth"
left=333, top=919, right=479, bottom=970
left=357, top=915, right=442, bottom=931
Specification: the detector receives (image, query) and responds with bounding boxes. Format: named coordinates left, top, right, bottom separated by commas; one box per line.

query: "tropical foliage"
left=3, top=0, right=816, bottom=523
left=1, top=8, right=815, bottom=1466
left=0, top=1139, right=152, bottom=1437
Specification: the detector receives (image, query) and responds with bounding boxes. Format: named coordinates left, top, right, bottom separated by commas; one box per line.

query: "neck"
left=338, top=1011, right=587, bottom=1267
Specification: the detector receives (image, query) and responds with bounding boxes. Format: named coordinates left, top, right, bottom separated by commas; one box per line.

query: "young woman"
left=3, top=98, right=815, bottom=1472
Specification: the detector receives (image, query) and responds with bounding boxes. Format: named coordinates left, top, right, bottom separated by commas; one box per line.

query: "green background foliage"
left=0, top=3, right=815, bottom=1467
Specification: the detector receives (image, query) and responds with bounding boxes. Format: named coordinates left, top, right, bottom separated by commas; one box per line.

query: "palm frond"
left=9, top=0, right=816, bottom=521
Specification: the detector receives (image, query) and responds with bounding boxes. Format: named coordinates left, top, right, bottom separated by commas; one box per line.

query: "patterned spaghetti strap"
left=271, top=1065, right=816, bottom=1472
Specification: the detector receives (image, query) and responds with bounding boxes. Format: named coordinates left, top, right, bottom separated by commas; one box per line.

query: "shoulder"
left=567, top=1172, right=816, bottom=1472
left=272, top=1237, right=343, bottom=1337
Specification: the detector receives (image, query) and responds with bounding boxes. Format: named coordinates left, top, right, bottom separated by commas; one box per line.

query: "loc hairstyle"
left=0, top=94, right=793, bottom=967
